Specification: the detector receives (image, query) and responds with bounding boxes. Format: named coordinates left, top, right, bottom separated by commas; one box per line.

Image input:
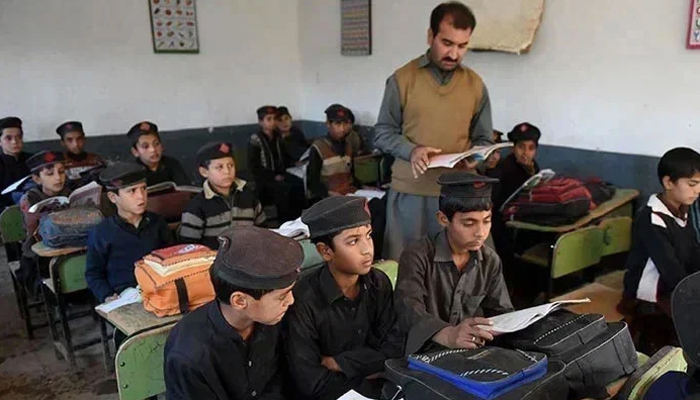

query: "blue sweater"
left=85, top=212, right=172, bottom=302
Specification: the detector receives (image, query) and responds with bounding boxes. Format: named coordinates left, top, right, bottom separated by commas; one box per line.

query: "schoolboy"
left=164, top=226, right=302, bottom=399
left=0, top=116, right=32, bottom=208
left=394, top=172, right=514, bottom=354
left=494, top=122, right=541, bottom=210
left=127, top=121, right=189, bottom=187
left=85, top=162, right=173, bottom=303
left=276, top=106, right=309, bottom=167
left=55, top=121, right=105, bottom=185
left=285, top=196, right=401, bottom=400
left=180, top=142, right=266, bottom=249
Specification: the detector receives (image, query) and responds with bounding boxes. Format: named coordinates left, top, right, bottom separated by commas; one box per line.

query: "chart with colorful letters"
left=148, top=0, right=199, bottom=53
left=688, top=0, right=700, bottom=49
left=341, top=0, right=372, bottom=56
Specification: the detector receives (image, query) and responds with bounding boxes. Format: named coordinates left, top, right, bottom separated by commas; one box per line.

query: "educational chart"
left=464, top=0, right=545, bottom=55
left=149, top=0, right=199, bottom=53
left=688, top=0, right=700, bottom=49
left=341, top=0, right=372, bottom=56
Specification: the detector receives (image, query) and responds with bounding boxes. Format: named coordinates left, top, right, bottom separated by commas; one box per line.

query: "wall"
left=0, top=0, right=303, bottom=141
left=298, top=0, right=700, bottom=157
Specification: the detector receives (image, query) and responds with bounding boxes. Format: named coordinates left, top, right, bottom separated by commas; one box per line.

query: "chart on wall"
left=464, top=0, right=545, bottom=55
left=148, top=0, right=199, bottom=53
left=341, top=0, right=372, bottom=56
left=687, top=0, right=700, bottom=49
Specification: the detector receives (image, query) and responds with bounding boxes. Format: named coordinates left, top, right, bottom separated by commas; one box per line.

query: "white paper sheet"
left=94, top=287, right=142, bottom=313
left=484, top=298, right=591, bottom=334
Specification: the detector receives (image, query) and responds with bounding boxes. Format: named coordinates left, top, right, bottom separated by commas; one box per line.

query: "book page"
left=286, top=164, right=307, bottom=180
left=499, top=168, right=556, bottom=212
left=484, top=298, right=591, bottom=333
left=349, top=189, right=386, bottom=200
left=28, top=197, right=70, bottom=214
left=147, top=181, right=177, bottom=194
left=336, top=390, right=375, bottom=400
left=427, top=153, right=469, bottom=169
left=68, top=181, right=102, bottom=208
left=1, top=175, right=30, bottom=195
left=94, top=287, right=142, bottom=313
left=271, top=217, right=309, bottom=239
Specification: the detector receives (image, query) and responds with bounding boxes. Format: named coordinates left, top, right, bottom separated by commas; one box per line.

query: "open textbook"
left=272, top=217, right=309, bottom=239
left=498, top=168, right=556, bottom=212
left=1, top=175, right=31, bottom=195
left=94, top=287, right=142, bottom=314
left=428, top=142, right=513, bottom=169
left=482, top=298, right=591, bottom=334
left=147, top=181, right=202, bottom=194
left=28, top=181, right=103, bottom=213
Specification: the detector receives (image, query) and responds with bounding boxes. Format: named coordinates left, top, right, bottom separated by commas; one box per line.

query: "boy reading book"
left=127, top=121, right=190, bottom=187
left=285, top=196, right=402, bottom=400
left=85, top=162, right=173, bottom=303
left=394, top=171, right=513, bottom=354
left=55, top=121, right=105, bottom=186
left=180, top=142, right=266, bottom=249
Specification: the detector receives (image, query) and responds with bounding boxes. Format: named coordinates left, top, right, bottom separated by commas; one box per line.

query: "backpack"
left=134, top=244, right=217, bottom=317
left=502, top=177, right=593, bottom=226
left=38, top=206, right=103, bottom=248
left=385, top=347, right=569, bottom=400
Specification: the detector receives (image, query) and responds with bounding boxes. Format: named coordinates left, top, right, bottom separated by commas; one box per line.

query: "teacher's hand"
left=410, top=146, right=442, bottom=178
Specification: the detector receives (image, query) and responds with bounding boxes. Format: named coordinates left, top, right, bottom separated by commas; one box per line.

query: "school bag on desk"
left=502, top=177, right=593, bottom=226
left=38, top=206, right=103, bottom=248
left=135, top=244, right=217, bottom=317
left=385, top=347, right=569, bottom=400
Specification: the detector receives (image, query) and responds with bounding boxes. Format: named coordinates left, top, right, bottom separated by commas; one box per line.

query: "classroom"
left=1, top=1, right=699, bottom=399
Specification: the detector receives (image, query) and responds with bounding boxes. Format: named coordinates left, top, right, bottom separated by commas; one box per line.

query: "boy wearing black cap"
left=85, top=162, right=173, bottom=303
left=55, top=121, right=105, bottom=184
left=395, top=171, right=513, bottom=355
left=285, top=196, right=401, bottom=400
left=306, top=104, right=366, bottom=201
left=127, top=121, right=189, bottom=187
left=180, top=142, right=266, bottom=249
left=0, top=116, right=32, bottom=209
left=276, top=106, right=310, bottom=167
left=165, top=226, right=302, bottom=400
left=495, top=122, right=541, bottom=209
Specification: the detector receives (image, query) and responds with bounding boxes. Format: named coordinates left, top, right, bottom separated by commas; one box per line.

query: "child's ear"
left=662, top=176, right=674, bottom=191
left=130, top=147, right=139, bottom=158
left=198, top=166, right=209, bottom=179
left=31, top=174, right=41, bottom=185
left=316, top=242, right=334, bottom=263
left=106, top=191, right=119, bottom=205
left=436, top=211, right=450, bottom=228
left=229, top=292, right=248, bottom=310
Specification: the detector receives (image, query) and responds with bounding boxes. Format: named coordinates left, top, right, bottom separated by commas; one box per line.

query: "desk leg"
left=99, top=318, right=113, bottom=373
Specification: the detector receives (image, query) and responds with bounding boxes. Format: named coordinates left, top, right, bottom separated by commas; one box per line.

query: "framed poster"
left=341, top=0, right=372, bottom=56
left=688, top=0, right=700, bottom=49
left=148, top=0, right=199, bottom=54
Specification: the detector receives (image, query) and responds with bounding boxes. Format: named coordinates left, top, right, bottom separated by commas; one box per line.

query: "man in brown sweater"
left=374, top=2, right=494, bottom=260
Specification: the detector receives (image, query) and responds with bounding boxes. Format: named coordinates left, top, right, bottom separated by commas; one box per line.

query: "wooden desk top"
left=551, top=282, right=624, bottom=322
left=96, top=302, right=180, bottom=337
left=31, top=242, right=86, bottom=258
left=506, top=188, right=640, bottom=233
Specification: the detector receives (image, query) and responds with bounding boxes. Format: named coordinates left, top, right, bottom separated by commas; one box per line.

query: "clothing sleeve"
left=640, top=215, right=692, bottom=292
left=373, top=75, right=416, bottom=162
left=469, top=83, right=494, bottom=147
left=306, top=146, right=328, bottom=200
left=253, top=199, right=267, bottom=227
left=394, top=247, right=451, bottom=355
left=248, top=137, right=276, bottom=184
left=85, top=227, right=113, bottom=303
left=480, top=256, right=515, bottom=317
left=165, top=354, right=219, bottom=400
left=334, top=272, right=403, bottom=378
left=179, top=201, right=205, bottom=244
left=169, top=159, right=191, bottom=186
left=285, top=299, right=354, bottom=399
left=19, top=194, right=40, bottom=238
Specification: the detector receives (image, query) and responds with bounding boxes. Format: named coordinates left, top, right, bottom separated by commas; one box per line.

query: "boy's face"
left=131, top=134, right=163, bottom=167
left=1, top=128, right=23, bottom=156
left=663, top=172, right=700, bottom=206
left=33, top=163, right=66, bottom=195
left=327, top=120, right=351, bottom=141
left=199, top=157, right=236, bottom=192
left=236, top=282, right=296, bottom=325
left=438, top=209, right=492, bottom=252
left=259, top=114, right=277, bottom=133
left=318, top=224, right=374, bottom=275
left=61, top=131, right=86, bottom=156
left=513, top=140, right=537, bottom=166
left=276, top=115, right=293, bottom=133
left=108, top=182, right=148, bottom=216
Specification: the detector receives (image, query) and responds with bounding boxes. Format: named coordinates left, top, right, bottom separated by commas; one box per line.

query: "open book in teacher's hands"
left=427, top=142, right=513, bottom=169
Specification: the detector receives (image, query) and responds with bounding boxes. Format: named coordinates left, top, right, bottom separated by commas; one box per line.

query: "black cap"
left=672, top=271, right=700, bottom=367
left=26, top=151, right=65, bottom=173
left=0, top=116, right=22, bottom=131
left=276, top=106, right=292, bottom=119
left=507, top=122, right=541, bottom=144
left=257, top=106, right=278, bottom=120
left=127, top=121, right=159, bottom=143
left=438, top=171, right=498, bottom=200
left=325, top=104, right=351, bottom=122
left=211, top=226, right=302, bottom=290
left=99, top=162, right=147, bottom=190
left=302, top=196, right=371, bottom=239
left=196, top=142, right=234, bottom=167
left=56, top=121, right=84, bottom=138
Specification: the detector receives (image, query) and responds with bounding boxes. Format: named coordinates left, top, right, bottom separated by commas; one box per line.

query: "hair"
left=31, top=164, right=59, bottom=178
left=130, top=131, right=160, bottom=149
left=430, top=2, right=477, bottom=35
left=211, top=270, right=271, bottom=304
left=439, top=195, right=492, bottom=221
left=657, top=147, right=700, bottom=185
left=200, top=155, right=236, bottom=169
left=311, top=233, right=340, bottom=251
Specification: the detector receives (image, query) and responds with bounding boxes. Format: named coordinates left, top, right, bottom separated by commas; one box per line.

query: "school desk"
left=31, top=241, right=86, bottom=257
left=551, top=282, right=625, bottom=322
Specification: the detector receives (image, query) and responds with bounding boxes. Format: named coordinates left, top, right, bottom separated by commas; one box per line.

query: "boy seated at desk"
left=164, top=226, right=302, bottom=400
left=285, top=196, right=402, bottom=400
left=394, top=172, right=514, bottom=355
left=619, top=147, right=700, bottom=355
left=276, top=106, right=309, bottom=168
left=180, top=142, right=266, bottom=249
left=0, top=116, right=32, bottom=209
left=494, top=122, right=541, bottom=210
left=17, top=151, right=70, bottom=294
left=127, top=121, right=190, bottom=187
left=55, top=121, right=105, bottom=187
left=85, top=162, right=173, bottom=303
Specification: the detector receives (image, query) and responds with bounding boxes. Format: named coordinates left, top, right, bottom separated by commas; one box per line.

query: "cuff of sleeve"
left=406, top=319, right=451, bottom=355
left=397, top=141, right=417, bottom=162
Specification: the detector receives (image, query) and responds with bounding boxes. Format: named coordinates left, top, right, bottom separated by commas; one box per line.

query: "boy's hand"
left=321, top=356, right=342, bottom=372
left=104, top=293, right=120, bottom=303
left=410, top=146, right=442, bottom=178
left=433, top=317, right=494, bottom=349
left=455, top=157, right=479, bottom=172
left=275, top=174, right=285, bottom=182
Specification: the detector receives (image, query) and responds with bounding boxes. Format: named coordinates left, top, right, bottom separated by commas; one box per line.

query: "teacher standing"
left=374, top=2, right=494, bottom=261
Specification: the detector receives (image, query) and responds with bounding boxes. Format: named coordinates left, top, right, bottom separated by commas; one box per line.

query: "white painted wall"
left=298, top=0, right=700, bottom=157
left=0, top=0, right=303, bottom=141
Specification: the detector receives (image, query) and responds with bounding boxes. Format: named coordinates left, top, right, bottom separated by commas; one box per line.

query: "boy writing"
left=180, top=142, right=266, bottom=249
left=395, top=172, right=513, bottom=354
left=285, top=196, right=401, bottom=400
left=0, top=116, right=31, bottom=209
left=55, top=121, right=105, bottom=186
left=127, top=121, right=190, bottom=187
left=85, top=162, right=173, bottom=303
left=165, top=226, right=302, bottom=399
